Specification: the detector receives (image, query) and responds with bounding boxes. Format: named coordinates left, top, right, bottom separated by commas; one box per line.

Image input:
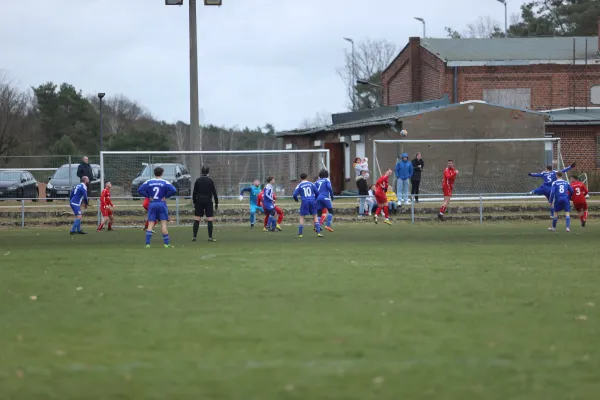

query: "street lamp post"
left=496, top=0, right=508, bottom=37
left=98, top=93, right=105, bottom=151
left=414, top=17, right=426, bottom=38
left=343, top=37, right=356, bottom=110
left=165, top=0, right=221, bottom=175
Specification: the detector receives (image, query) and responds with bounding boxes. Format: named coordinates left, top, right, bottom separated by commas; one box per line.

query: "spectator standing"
left=356, top=170, right=369, bottom=216
left=353, top=157, right=369, bottom=176
left=77, top=156, right=93, bottom=203
left=411, top=152, right=424, bottom=202
left=395, top=153, right=413, bottom=205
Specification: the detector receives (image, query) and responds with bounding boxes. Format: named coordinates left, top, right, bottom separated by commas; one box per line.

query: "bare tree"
left=88, top=94, right=152, bottom=135
left=174, top=120, right=189, bottom=166
left=337, top=38, right=397, bottom=110
left=298, top=110, right=331, bottom=130
left=0, top=72, right=30, bottom=161
left=466, top=16, right=505, bottom=38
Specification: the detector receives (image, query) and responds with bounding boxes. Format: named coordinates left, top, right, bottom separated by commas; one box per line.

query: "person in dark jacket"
left=356, top=170, right=369, bottom=216
left=77, top=156, right=93, bottom=202
left=192, top=165, right=219, bottom=242
left=411, top=152, right=424, bottom=202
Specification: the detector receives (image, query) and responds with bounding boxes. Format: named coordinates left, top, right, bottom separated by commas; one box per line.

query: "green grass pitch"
left=1, top=222, right=600, bottom=399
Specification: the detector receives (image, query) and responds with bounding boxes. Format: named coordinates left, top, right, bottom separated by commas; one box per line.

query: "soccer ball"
left=400, top=129, right=408, bottom=137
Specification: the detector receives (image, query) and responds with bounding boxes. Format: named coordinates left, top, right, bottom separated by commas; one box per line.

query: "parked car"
left=131, top=163, right=192, bottom=198
left=0, top=170, right=39, bottom=201
left=46, top=163, right=101, bottom=202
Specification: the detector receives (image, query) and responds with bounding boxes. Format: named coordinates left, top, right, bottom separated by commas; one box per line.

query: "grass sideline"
left=1, top=223, right=600, bottom=399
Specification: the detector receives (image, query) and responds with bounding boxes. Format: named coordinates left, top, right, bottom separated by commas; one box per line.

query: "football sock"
left=550, top=207, right=555, bottom=217
left=144, top=221, right=149, bottom=230
left=383, top=206, right=389, bottom=218
left=75, top=219, right=82, bottom=232
left=71, top=219, right=78, bottom=233
left=583, top=211, right=588, bottom=221
left=264, top=215, right=269, bottom=228
left=108, top=223, right=112, bottom=230
left=375, top=207, right=381, bottom=216
left=193, top=220, right=199, bottom=238
left=163, top=234, right=170, bottom=245
left=271, top=217, right=277, bottom=230
left=207, top=221, right=214, bottom=238
left=97, top=222, right=104, bottom=231
left=320, top=211, right=327, bottom=225
left=552, top=217, right=558, bottom=229
left=298, top=224, right=304, bottom=235
left=326, top=213, right=333, bottom=227
left=440, top=205, right=447, bottom=214
left=315, top=221, right=321, bottom=233
left=566, top=216, right=571, bottom=229
left=250, top=212, right=256, bottom=225
left=277, top=211, right=284, bottom=224
left=145, top=231, right=153, bottom=245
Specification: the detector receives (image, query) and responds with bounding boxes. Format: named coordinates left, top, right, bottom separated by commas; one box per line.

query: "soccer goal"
left=99, top=150, right=330, bottom=198
left=373, top=138, right=564, bottom=197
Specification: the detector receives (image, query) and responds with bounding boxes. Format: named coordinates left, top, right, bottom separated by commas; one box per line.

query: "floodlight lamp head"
left=414, top=17, right=424, bottom=22
left=97, top=93, right=105, bottom=99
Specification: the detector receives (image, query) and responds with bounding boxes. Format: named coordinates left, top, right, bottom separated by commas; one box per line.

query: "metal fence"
left=0, top=193, right=596, bottom=228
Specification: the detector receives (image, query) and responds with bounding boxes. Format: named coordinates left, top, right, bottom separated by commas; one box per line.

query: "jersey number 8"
left=559, top=185, right=565, bottom=194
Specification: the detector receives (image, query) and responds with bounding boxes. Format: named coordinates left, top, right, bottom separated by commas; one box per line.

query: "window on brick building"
left=483, top=88, right=531, bottom=109
left=591, top=86, right=600, bottom=105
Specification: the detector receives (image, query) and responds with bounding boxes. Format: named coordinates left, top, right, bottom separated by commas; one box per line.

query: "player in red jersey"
left=570, top=175, right=589, bottom=227
left=373, top=169, right=393, bottom=225
left=257, top=189, right=284, bottom=231
left=142, top=197, right=154, bottom=232
left=97, top=182, right=115, bottom=231
left=438, top=160, right=458, bottom=221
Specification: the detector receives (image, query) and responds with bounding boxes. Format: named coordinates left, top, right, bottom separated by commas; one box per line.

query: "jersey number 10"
left=303, top=187, right=312, bottom=197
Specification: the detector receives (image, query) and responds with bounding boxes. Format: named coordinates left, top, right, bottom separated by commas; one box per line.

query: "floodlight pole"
left=414, top=17, right=426, bottom=38
left=189, top=0, right=201, bottom=154
left=497, top=0, right=508, bottom=37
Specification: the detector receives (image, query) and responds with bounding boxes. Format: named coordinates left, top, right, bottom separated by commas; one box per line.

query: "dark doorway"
left=324, top=143, right=344, bottom=194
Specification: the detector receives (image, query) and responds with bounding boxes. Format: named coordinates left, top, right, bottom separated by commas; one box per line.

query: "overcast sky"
left=1, top=0, right=528, bottom=131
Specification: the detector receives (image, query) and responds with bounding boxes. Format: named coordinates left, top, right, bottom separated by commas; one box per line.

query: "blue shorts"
left=147, top=201, right=169, bottom=222
left=70, top=204, right=82, bottom=216
left=299, top=201, right=317, bottom=216
left=316, top=198, right=333, bottom=213
left=533, top=185, right=551, bottom=200
left=250, top=203, right=262, bottom=214
left=263, top=204, right=275, bottom=215
left=553, top=198, right=571, bottom=213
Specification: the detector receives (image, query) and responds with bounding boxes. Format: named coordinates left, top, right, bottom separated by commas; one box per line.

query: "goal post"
left=373, top=138, right=563, bottom=196
left=99, top=149, right=330, bottom=199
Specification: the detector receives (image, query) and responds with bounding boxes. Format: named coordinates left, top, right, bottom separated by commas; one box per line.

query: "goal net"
left=100, top=150, right=329, bottom=198
left=373, top=138, right=563, bottom=196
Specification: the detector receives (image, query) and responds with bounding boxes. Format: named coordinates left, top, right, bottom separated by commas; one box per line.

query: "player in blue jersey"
left=315, top=169, right=335, bottom=232
left=262, top=177, right=278, bottom=231
left=528, top=162, right=575, bottom=218
left=69, top=176, right=89, bottom=235
left=137, top=166, right=177, bottom=248
left=293, top=172, right=322, bottom=238
left=548, top=171, right=574, bottom=233
left=239, top=179, right=262, bottom=229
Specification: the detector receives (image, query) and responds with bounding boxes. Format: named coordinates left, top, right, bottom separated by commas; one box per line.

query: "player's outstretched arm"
left=528, top=172, right=544, bottom=177
left=561, top=163, right=576, bottom=173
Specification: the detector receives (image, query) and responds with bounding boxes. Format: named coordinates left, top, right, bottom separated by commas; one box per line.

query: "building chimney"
left=408, top=37, right=422, bottom=103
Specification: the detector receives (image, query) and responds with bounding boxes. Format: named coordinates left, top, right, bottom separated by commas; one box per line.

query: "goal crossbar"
left=374, top=138, right=560, bottom=144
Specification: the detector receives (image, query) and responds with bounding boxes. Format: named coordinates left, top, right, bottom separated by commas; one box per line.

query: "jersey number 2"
left=152, top=187, right=160, bottom=199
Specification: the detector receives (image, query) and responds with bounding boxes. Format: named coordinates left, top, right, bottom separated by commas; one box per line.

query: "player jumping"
left=316, top=169, right=335, bottom=232
left=137, top=166, right=177, bottom=248
left=373, top=169, right=393, bottom=225
left=97, top=182, right=115, bottom=231
left=69, top=176, right=89, bottom=235
left=528, top=162, right=575, bottom=218
left=239, top=180, right=262, bottom=229
left=549, top=171, right=573, bottom=232
left=570, top=175, right=589, bottom=227
left=438, top=160, right=458, bottom=221
left=293, top=172, right=322, bottom=238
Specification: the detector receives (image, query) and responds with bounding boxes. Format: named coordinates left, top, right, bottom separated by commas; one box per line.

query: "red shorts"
left=573, top=200, right=588, bottom=212
left=101, top=207, right=113, bottom=217
left=443, top=185, right=453, bottom=197
left=143, top=198, right=150, bottom=211
left=375, top=192, right=387, bottom=204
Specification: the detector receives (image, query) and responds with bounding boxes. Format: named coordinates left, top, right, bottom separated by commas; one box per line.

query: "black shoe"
left=70, top=231, right=77, bottom=235
left=77, top=231, right=88, bottom=235
left=208, top=238, right=216, bottom=242
left=582, top=220, right=586, bottom=227
left=438, top=213, right=444, bottom=221
left=250, top=224, right=254, bottom=229
left=192, top=237, right=197, bottom=242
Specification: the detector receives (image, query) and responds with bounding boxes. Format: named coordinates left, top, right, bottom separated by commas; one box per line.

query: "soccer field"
left=1, top=222, right=600, bottom=399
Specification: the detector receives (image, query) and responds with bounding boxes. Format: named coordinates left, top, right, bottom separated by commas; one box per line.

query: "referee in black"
left=192, top=165, right=218, bottom=242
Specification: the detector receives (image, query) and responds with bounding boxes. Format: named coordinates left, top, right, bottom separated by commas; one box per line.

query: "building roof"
left=277, top=100, right=545, bottom=137
left=543, top=107, right=600, bottom=125
left=420, top=37, right=599, bottom=66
